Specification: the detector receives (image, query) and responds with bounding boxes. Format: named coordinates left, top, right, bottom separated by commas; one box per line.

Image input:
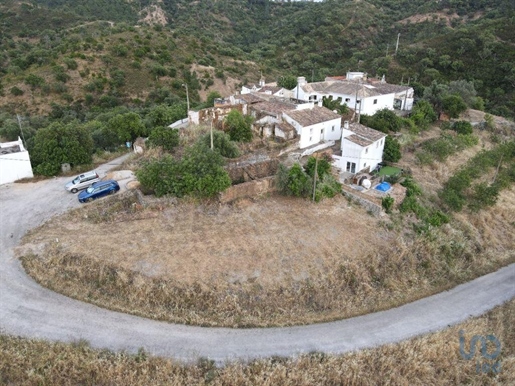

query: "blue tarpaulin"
left=375, top=182, right=392, bottom=192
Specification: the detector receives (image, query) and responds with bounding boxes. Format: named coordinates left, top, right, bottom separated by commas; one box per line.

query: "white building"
left=0, top=137, right=34, bottom=184
left=291, top=72, right=414, bottom=116
left=283, top=105, right=342, bottom=149
left=333, top=122, right=386, bottom=174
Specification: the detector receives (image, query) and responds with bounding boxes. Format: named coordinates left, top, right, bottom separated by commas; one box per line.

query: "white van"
left=65, top=171, right=100, bottom=193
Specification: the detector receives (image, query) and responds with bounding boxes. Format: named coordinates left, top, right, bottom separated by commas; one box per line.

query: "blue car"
left=78, top=180, right=120, bottom=203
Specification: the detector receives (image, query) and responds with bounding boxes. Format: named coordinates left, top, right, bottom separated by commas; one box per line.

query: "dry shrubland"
left=1, top=299, right=513, bottom=385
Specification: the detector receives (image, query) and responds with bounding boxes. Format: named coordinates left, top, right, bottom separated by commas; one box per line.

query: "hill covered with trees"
left=0, top=0, right=513, bottom=175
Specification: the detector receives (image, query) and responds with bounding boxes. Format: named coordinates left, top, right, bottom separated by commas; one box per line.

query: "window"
left=364, top=163, right=367, bottom=167
left=356, top=100, right=361, bottom=104
left=373, top=99, right=377, bottom=104
left=346, top=162, right=356, bottom=173
left=365, top=147, right=368, bottom=154
left=309, top=137, right=312, bottom=142
left=321, top=129, right=324, bottom=134
left=332, top=126, right=335, bottom=132
left=376, top=141, right=379, bottom=148
left=345, top=98, right=350, bottom=102
left=310, top=128, right=313, bottom=134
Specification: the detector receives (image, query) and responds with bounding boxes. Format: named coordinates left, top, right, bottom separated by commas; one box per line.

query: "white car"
left=65, top=171, right=100, bottom=193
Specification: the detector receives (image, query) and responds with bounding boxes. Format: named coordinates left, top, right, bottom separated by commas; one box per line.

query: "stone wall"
left=341, top=185, right=383, bottom=217
left=219, top=177, right=276, bottom=204
left=226, top=158, right=279, bottom=183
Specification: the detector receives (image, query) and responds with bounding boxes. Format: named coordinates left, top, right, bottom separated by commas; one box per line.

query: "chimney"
left=259, top=76, right=265, bottom=87
left=297, top=76, right=307, bottom=87
left=381, top=74, right=386, bottom=84
left=344, top=121, right=350, bottom=130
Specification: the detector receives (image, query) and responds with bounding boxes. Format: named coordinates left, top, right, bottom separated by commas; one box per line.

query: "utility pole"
left=312, top=156, right=318, bottom=202
left=16, top=114, right=27, bottom=148
left=395, top=33, right=400, bottom=55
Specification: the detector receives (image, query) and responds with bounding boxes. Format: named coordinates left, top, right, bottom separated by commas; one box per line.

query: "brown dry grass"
left=1, top=299, right=513, bottom=385
left=19, top=188, right=515, bottom=327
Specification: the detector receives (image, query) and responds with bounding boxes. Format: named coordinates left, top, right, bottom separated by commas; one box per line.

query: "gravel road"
left=0, top=154, right=514, bottom=364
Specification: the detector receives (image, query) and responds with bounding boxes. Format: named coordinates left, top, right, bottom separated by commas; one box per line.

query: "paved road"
left=0, top=154, right=514, bottom=364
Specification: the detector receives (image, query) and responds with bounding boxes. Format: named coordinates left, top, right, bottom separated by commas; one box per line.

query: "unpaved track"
left=0, top=154, right=514, bottom=364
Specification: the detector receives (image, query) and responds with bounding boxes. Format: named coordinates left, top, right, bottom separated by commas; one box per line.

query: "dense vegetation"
left=0, top=0, right=513, bottom=175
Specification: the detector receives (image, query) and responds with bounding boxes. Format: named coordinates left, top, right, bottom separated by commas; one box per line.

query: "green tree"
left=411, top=100, right=437, bottom=130
left=442, top=94, right=467, bottom=118
left=206, top=91, right=222, bottom=107
left=383, top=136, right=402, bottom=163
left=362, top=108, right=402, bottom=133
left=107, top=112, right=146, bottom=142
left=423, top=80, right=449, bottom=114
left=277, top=75, right=297, bottom=90
left=147, top=127, right=180, bottom=152
left=31, top=122, right=94, bottom=176
left=136, top=143, right=231, bottom=198
left=225, top=110, right=253, bottom=142
left=179, top=142, right=232, bottom=198
left=304, top=155, right=331, bottom=179
left=287, top=163, right=312, bottom=197
left=198, top=130, right=240, bottom=158
left=86, top=120, right=120, bottom=151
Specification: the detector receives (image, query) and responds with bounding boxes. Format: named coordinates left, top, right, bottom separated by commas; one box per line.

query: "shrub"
left=198, top=130, right=240, bottom=158
left=147, top=127, right=179, bottom=152
left=136, top=143, right=231, bottom=198
left=225, top=110, right=253, bottom=142
left=10, top=86, right=24, bottom=96
left=451, top=121, right=473, bottom=135
left=287, top=163, right=312, bottom=197
left=304, top=155, right=331, bottom=179
left=382, top=195, right=394, bottom=213
left=383, top=136, right=401, bottom=163
left=441, top=94, right=467, bottom=118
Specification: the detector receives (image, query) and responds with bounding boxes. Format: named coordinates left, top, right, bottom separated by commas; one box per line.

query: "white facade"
left=291, top=74, right=414, bottom=116
left=332, top=123, right=386, bottom=174
left=282, top=106, right=341, bottom=149
left=0, top=137, right=34, bottom=184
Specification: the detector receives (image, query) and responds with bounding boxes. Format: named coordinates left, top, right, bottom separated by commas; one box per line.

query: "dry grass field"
left=19, top=186, right=514, bottom=327
left=1, top=299, right=513, bottom=385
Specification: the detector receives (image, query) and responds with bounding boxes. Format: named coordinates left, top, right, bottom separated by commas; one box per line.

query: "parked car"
left=65, top=171, right=100, bottom=193
left=78, top=180, right=120, bottom=203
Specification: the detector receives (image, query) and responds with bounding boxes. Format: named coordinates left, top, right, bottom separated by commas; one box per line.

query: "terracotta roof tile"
left=284, top=106, right=341, bottom=127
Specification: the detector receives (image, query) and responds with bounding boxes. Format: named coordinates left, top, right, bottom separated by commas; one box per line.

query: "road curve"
left=1, top=155, right=514, bottom=364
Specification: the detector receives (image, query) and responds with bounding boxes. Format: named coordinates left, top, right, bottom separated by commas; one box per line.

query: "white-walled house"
left=283, top=105, right=342, bottom=149
left=0, top=137, right=34, bottom=184
left=333, top=122, right=386, bottom=174
left=291, top=72, right=414, bottom=116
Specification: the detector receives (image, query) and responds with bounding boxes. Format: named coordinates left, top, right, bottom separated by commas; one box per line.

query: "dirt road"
left=0, top=154, right=514, bottom=364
